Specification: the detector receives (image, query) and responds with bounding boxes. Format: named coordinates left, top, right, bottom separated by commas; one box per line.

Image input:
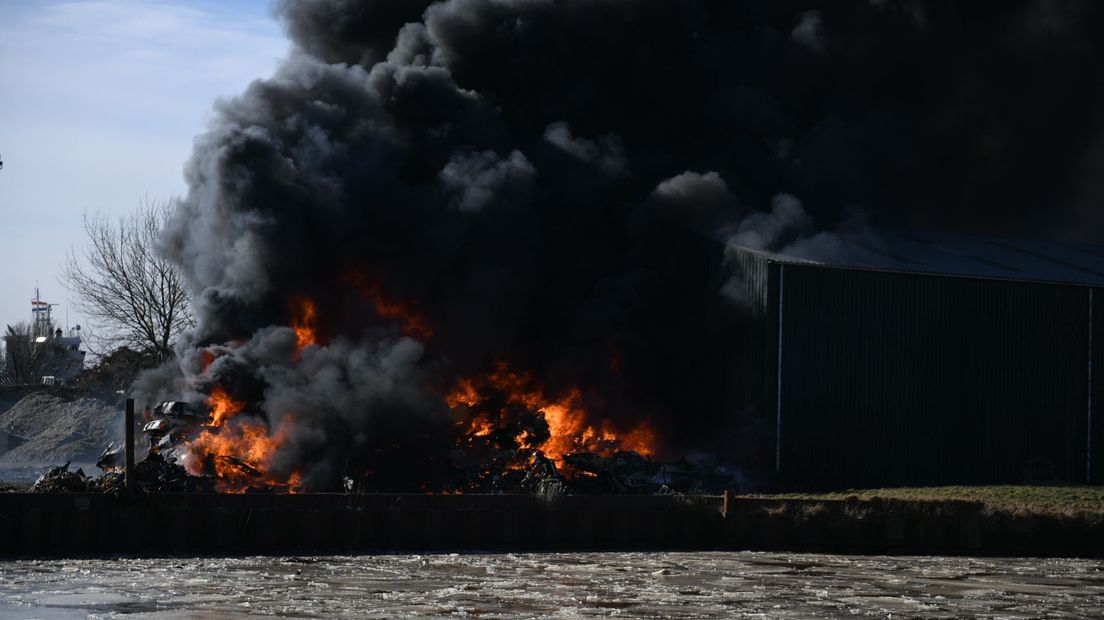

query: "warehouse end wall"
left=763, top=262, right=1100, bottom=489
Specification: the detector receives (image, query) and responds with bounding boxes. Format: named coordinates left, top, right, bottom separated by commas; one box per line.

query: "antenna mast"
left=31, top=287, right=58, bottom=339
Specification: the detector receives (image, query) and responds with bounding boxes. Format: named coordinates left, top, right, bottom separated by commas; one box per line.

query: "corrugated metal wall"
left=1091, top=288, right=1104, bottom=484
left=722, top=248, right=772, bottom=419
left=724, top=248, right=772, bottom=318
left=760, top=259, right=1098, bottom=489
left=675, top=239, right=775, bottom=472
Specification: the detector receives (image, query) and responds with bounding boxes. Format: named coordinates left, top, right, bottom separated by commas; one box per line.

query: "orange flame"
left=446, top=378, right=480, bottom=408
left=206, top=386, right=244, bottom=427
left=369, top=289, right=434, bottom=340
left=292, top=298, right=317, bottom=349
left=618, top=423, right=658, bottom=456
left=447, top=361, right=657, bottom=465
left=468, top=416, right=496, bottom=438
left=184, top=415, right=297, bottom=493
left=342, top=269, right=433, bottom=340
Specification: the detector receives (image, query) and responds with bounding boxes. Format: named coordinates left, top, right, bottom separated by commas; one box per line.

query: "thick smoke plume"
left=145, top=0, right=1104, bottom=489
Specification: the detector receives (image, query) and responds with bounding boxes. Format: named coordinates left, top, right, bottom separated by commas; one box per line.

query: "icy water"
left=1, top=553, right=1102, bottom=618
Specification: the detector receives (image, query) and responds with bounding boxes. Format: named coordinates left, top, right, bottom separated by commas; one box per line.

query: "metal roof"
left=730, top=229, right=1104, bottom=286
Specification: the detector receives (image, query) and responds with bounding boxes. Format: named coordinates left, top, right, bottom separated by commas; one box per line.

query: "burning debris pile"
left=126, top=0, right=1104, bottom=494
left=132, top=383, right=740, bottom=494
left=126, top=279, right=748, bottom=494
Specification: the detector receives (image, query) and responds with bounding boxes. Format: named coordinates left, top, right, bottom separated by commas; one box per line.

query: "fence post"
left=125, top=398, right=135, bottom=491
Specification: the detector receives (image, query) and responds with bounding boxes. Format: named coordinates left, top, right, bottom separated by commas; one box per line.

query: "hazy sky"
left=0, top=0, right=287, bottom=336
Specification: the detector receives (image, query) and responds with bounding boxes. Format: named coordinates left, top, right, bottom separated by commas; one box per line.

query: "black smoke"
left=149, top=0, right=1104, bottom=489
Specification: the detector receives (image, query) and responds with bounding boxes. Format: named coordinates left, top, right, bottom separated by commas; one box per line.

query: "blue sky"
left=0, top=0, right=287, bottom=336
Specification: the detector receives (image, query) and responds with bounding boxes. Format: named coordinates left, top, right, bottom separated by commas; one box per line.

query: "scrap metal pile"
left=29, top=450, right=739, bottom=496
left=27, top=397, right=744, bottom=495
left=449, top=450, right=742, bottom=497
left=29, top=453, right=216, bottom=494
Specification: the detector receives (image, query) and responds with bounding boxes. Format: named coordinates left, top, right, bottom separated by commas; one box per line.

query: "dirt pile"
left=0, top=391, right=118, bottom=464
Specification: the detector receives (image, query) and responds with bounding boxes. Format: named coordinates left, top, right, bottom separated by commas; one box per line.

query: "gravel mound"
left=0, top=391, right=119, bottom=464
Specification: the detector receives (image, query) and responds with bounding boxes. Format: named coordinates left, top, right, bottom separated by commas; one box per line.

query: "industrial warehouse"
left=726, top=229, right=1104, bottom=490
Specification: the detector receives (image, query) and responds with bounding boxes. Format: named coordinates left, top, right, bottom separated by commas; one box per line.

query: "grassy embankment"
left=745, top=485, right=1104, bottom=518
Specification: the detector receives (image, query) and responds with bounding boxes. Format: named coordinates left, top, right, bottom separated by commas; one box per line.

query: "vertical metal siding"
left=773, top=265, right=1091, bottom=489
left=1087, top=289, right=1094, bottom=482
left=725, top=248, right=772, bottom=317
left=1091, top=287, right=1104, bottom=483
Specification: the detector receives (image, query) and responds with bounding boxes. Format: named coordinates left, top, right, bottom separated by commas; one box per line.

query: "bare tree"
left=0, top=328, right=10, bottom=384
left=2, top=322, right=48, bottom=384
left=61, top=200, right=193, bottom=362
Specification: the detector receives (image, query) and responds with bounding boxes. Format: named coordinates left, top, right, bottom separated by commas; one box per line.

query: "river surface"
left=1, top=552, right=1102, bottom=618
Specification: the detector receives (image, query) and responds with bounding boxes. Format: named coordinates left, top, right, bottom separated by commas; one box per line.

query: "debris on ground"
left=29, top=453, right=215, bottom=494
left=96, top=442, right=123, bottom=470
left=143, top=401, right=206, bottom=454
left=521, top=452, right=567, bottom=499
left=29, top=462, right=97, bottom=493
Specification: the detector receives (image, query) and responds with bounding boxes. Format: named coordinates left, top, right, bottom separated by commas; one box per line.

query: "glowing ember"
left=467, top=416, right=496, bottom=438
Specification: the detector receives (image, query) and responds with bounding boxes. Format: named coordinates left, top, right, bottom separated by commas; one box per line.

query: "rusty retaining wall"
left=1, top=493, right=1101, bottom=558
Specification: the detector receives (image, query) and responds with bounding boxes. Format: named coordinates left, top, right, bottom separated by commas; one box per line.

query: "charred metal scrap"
left=30, top=454, right=215, bottom=494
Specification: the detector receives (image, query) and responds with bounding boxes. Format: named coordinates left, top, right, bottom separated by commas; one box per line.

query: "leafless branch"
left=60, top=199, right=194, bottom=362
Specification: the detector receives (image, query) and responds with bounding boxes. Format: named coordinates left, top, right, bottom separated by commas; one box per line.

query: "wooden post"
left=125, top=398, right=135, bottom=492
left=722, top=489, right=733, bottom=518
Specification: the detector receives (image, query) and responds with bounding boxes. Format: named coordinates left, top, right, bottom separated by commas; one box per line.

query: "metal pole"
left=1089, top=288, right=1095, bottom=483
left=775, top=264, right=785, bottom=473
left=125, top=398, right=135, bottom=491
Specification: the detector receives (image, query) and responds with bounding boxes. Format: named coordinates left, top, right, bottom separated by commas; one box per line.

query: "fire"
left=169, top=297, right=658, bottom=494
left=173, top=382, right=298, bottom=493
left=618, top=423, right=658, bottom=456
left=524, top=391, right=611, bottom=461
left=292, top=297, right=317, bottom=349
left=447, top=361, right=657, bottom=465
left=368, top=287, right=434, bottom=340
left=342, top=269, right=433, bottom=340
left=184, top=415, right=297, bottom=493
left=467, top=416, right=496, bottom=438
left=446, top=378, right=480, bottom=408
left=206, top=386, right=244, bottom=426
